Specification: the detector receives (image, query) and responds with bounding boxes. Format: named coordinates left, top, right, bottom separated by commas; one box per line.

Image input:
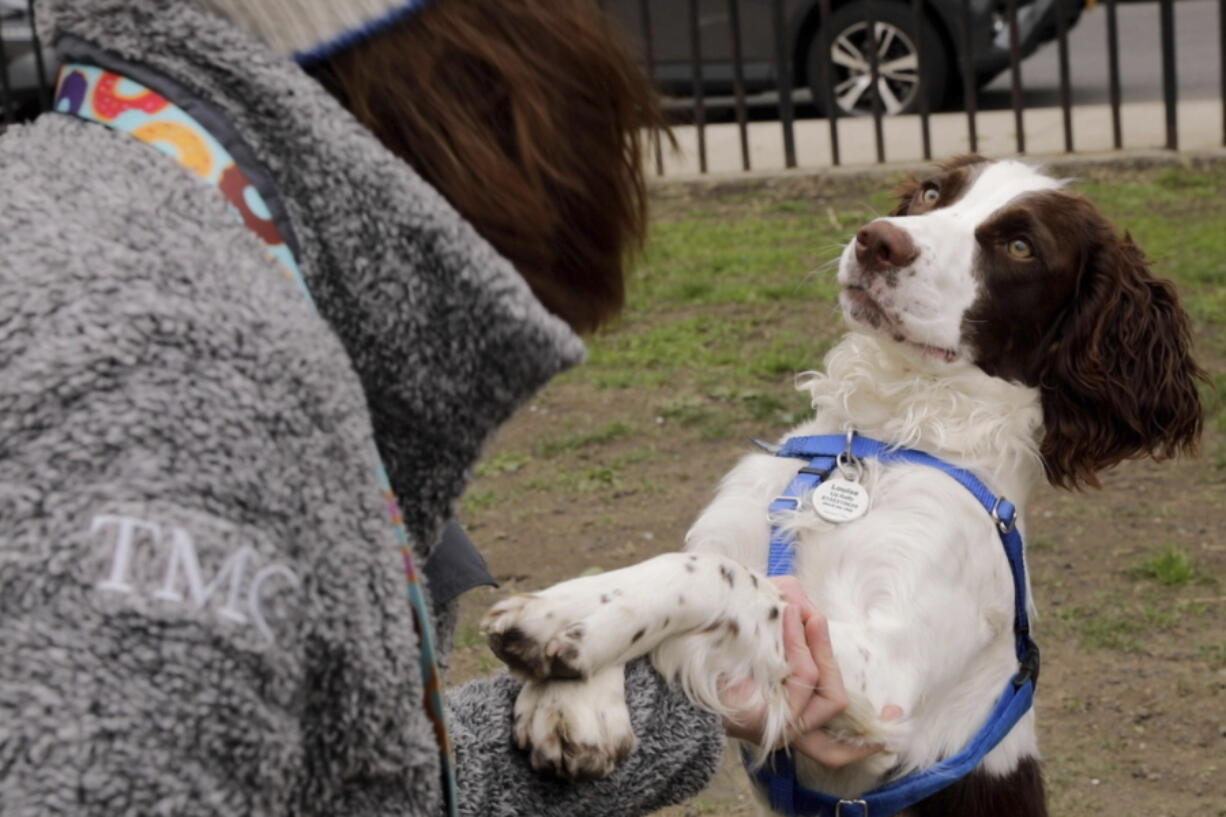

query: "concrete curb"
left=649, top=147, right=1226, bottom=203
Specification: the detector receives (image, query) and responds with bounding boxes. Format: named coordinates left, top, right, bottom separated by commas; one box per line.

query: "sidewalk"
left=650, top=99, right=1226, bottom=178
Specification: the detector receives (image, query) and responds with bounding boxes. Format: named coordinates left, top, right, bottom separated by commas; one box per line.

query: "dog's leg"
left=483, top=552, right=788, bottom=684
left=482, top=552, right=797, bottom=774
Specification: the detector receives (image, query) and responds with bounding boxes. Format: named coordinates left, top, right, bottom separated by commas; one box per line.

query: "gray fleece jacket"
left=0, top=2, right=724, bottom=815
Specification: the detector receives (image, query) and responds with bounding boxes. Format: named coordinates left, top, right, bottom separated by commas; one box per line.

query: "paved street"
left=981, top=0, right=1222, bottom=107
left=656, top=0, right=1225, bottom=176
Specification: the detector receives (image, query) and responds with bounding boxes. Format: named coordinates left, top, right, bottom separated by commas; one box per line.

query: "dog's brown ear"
left=1038, top=228, right=1205, bottom=488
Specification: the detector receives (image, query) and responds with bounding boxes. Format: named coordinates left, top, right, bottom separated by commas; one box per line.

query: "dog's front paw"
left=514, top=666, right=637, bottom=780
left=482, top=593, right=594, bottom=681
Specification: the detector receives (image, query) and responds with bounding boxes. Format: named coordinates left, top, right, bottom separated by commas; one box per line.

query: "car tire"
left=806, top=1, right=948, bottom=117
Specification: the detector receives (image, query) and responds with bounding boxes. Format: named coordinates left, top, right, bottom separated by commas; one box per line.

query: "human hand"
left=720, top=576, right=888, bottom=769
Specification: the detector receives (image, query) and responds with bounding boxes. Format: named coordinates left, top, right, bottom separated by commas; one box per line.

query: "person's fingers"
left=806, top=614, right=850, bottom=710
left=779, top=605, right=822, bottom=718
left=780, top=601, right=806, bottom=659
left=778, top=616, right=832, bottom=738
left=772, top=601, right=899, bottom=769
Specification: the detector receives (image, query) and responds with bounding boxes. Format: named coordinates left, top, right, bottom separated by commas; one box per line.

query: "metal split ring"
left=837, top=429, right=863, bottom=482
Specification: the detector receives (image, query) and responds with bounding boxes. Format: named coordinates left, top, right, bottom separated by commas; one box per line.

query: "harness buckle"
left=771, top=496, right=803, bottom=511
left=1014, top=639, right=1042, bottom=688
left=835, top=799, right=869, bottom=817
left=797, top=465, right=835, bottom=478
left=990, top=496, right=1015, bottom=534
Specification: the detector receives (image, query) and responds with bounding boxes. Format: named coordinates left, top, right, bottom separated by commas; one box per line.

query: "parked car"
left=605, top=0, right=1085, bottom=116
left=0, top=0, right=54, bottom=122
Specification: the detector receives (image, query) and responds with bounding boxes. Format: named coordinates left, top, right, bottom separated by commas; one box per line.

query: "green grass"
left=454, top=624, right=484, bottom=650
left=1199, top=642, right=1226, bottom=669
left=498, top=164, right=1226, bottom=500
left=460, top=488, right=500, bottom=513
left=563, top=196, right=857, bottom=398
left=634, top=217, right=844, bottom=309
left=537, top=421, right=637, bottom=458
left=571, top=165, right=1226, bottom=415
left=474, top=451, right=532, bottom=478
left=1053, top=598, right=1180, bottom=653
left=1201, top=373, right=1226, bottom=472
left=524, top=469, right=617, bottom=494
left=467, top=164, right=1226, bottom=512
left=1129, top=545, right=1200, bottom=587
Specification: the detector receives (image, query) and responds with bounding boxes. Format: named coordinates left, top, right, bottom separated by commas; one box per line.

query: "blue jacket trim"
left=293, top=0, right=434, bottom=67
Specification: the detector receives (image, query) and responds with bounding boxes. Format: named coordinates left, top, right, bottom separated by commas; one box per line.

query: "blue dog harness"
left=746, top=432, right=1041, bottom=817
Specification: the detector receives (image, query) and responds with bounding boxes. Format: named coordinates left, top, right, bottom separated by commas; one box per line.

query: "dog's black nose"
left=855, top=221, right=918, bottom=273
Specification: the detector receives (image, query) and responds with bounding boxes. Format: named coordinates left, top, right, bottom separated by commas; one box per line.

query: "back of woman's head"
left=308, top=0, right=665, bottom=334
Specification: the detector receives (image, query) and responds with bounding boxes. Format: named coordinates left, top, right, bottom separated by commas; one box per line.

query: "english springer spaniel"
left=481, top=156, right=1203, bottom=816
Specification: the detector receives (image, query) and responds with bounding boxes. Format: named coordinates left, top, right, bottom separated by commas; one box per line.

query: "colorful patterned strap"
left=54, top=64, right=459, bottom=817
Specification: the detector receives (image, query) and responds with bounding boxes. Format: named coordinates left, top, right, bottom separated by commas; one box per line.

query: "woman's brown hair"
left=309, top=0, right=666, bottom=333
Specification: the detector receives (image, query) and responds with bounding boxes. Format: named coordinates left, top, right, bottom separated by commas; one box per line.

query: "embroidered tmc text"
left=92, top=514, right=301, bottom=643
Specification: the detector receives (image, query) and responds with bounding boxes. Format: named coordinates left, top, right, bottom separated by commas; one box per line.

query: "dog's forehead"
left=943, top=161, right=1064, bottom=224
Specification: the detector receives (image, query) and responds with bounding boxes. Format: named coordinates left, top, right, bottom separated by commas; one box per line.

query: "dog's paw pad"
left=481, top=594, right=596, bottom=680
left=485, top=623, right=551, bottom=680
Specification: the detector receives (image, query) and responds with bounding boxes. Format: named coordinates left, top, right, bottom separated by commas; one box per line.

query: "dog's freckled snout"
left=855, top=222, right=919, bottom=277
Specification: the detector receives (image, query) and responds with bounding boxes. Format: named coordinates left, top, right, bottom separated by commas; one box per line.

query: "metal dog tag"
left=811, top=478, right=870, bottom=523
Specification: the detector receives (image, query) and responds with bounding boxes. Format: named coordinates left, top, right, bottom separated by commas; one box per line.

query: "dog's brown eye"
left=1007, top=238, right=1033, bottom=259
left=920, top=186, right=940, bottom=205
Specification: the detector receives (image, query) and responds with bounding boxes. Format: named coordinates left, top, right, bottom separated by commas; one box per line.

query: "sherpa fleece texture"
left=0, top=1, right=724, bottom=815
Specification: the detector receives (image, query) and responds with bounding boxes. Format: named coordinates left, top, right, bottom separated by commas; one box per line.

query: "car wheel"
left=807, top=1, right=948, bottom=116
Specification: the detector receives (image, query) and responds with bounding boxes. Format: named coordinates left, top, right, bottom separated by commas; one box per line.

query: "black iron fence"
left=607, top=0, right=1226, bottom=174
left=0, top=0, right=51, bottom=127
left=4, top=1, right=1224, bottom=173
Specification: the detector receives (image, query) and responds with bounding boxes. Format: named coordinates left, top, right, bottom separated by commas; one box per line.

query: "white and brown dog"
left=481, top=157, right=1203, bottom=816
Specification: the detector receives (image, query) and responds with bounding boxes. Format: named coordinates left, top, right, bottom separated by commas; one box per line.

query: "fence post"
left=772, top=0, right=798, bottom=168
left=959, top=0, right=977, bottom=152
left=912, top=0, right=931, bottom=160
left=1104, top=0, right=1123, bottom=149
left=818, top=0, right=841, bottom=165
left=687, top=0, right=708, bottom=173
left=1055, top=0, right=1073, bottom=152
left=727, top=0, right=752, bottom=171
left=1006, top=0, right=1025, bottom=154
left=0, top=20, right=14, bottom=126
left=26, top=0, right=50, bottom=111
left=1158, top=0, right=1178, bottom=150
left=866, top=1, right=885, bottom=163
left=638, top=0, right=664, bottom=176
left=1220, top=0, right=1226, bottom=146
